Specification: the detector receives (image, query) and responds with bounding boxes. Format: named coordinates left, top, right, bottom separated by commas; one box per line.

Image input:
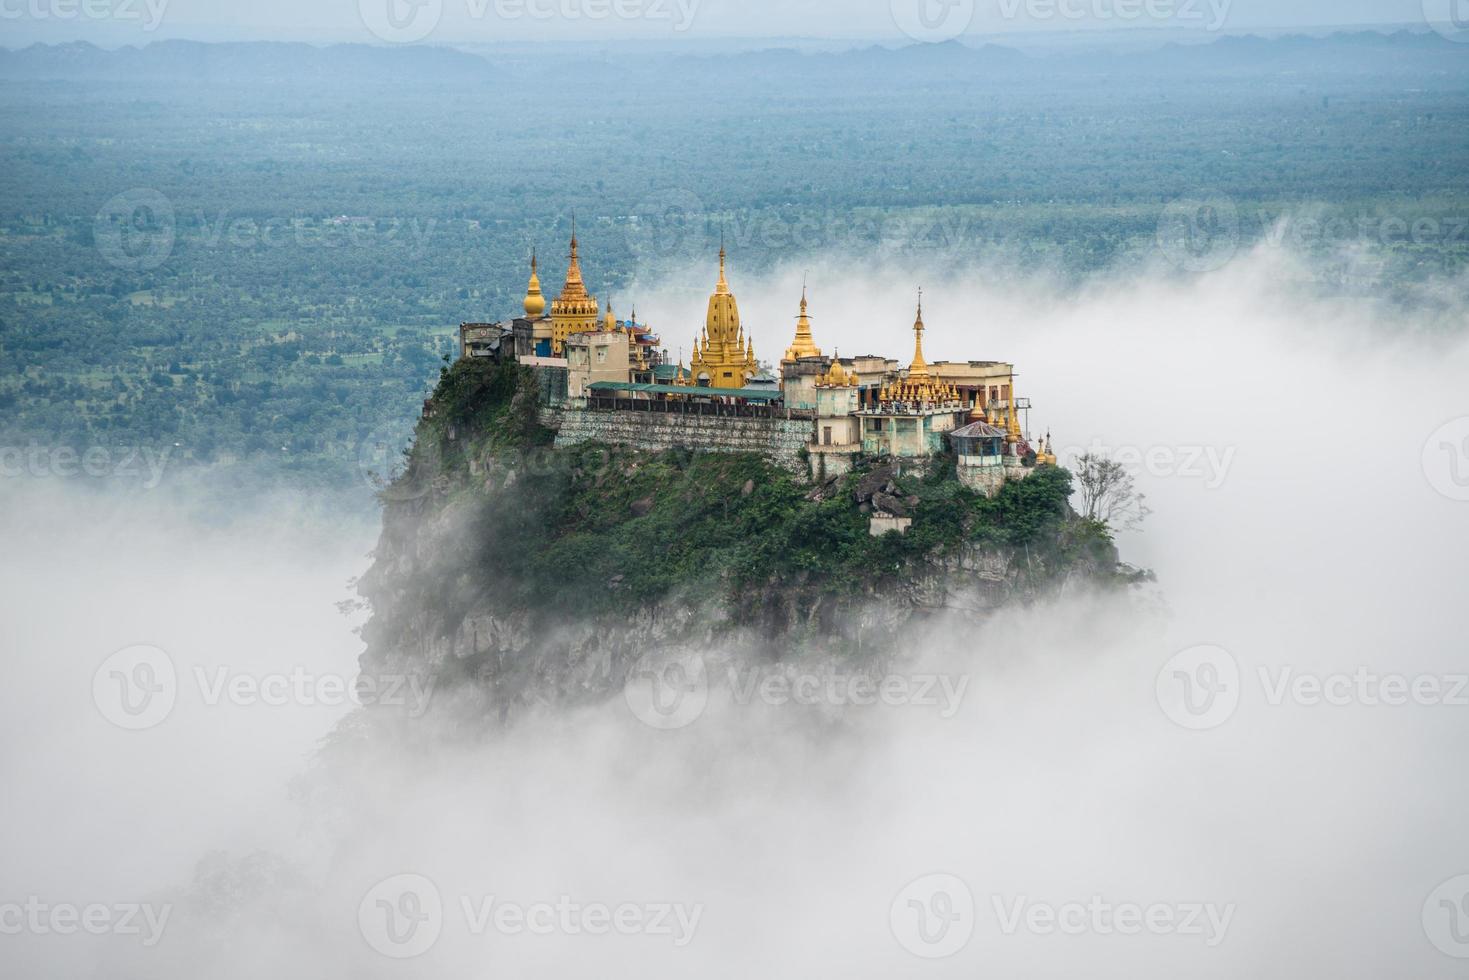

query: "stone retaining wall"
left=548, top=408, right=812, bottom=474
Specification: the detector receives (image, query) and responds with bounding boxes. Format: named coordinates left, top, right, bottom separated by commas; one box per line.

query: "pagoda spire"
left=715, top=231, right=730, bottom=295
left=556, top=216, right=593, bottom=305
left=783, top=280, right=821, bottom=361
left=909, top=288, right=930, bottom=379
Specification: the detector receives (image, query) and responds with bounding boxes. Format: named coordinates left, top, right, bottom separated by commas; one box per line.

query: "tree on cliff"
left=1074, top=453, right=1150, bottom=532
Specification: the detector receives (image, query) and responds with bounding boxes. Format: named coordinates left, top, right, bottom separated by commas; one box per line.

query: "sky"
left=0, top=0, right=1440, bottom=48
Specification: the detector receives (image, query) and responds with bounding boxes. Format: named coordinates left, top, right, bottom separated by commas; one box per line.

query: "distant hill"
left=0, top=40, right=500, bottom=85
left=641, top=31, right=1469, bottom=90
left=2, top=31, right=1464, bottom=87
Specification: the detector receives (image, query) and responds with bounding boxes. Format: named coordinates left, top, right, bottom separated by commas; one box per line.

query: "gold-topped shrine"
left=687, top=246, right=760, bottom=388
left=549, top=225, right=600, bottom=355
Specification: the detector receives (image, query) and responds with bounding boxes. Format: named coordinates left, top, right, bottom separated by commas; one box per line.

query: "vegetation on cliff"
left=364, top=358, right=1130, bottom=651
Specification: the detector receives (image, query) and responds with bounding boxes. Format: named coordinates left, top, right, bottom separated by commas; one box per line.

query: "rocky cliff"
left=355, top=357, right=1142, bottom=722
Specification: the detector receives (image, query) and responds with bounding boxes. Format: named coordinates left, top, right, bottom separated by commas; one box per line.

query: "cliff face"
left=355, top=358, right=1136, bottom=721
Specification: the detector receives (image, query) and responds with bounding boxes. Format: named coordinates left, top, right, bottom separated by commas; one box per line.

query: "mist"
left=3, top=243, right=1468, bottom=977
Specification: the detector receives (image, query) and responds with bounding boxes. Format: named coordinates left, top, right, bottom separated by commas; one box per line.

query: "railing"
left=587, top=394, right=815, bottom=421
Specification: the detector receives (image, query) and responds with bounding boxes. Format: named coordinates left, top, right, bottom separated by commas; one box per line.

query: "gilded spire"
left=690, top=242, right=758, bottom=387
left=783, top=282, right=822, bottom=362
left=878, top=288, right=955, bottom=408
left=560, top=222, right=589, bottom=301
left=523, top=248, right=546, bottom=318
left=549, top=216, right=599, bottom=355
left=909, top=288, right=930, bottom=380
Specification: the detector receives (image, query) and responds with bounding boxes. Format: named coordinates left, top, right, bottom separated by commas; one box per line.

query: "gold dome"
left=523, top=249, right=546, bottom=318
left=817, top=350, right=852, bottom=388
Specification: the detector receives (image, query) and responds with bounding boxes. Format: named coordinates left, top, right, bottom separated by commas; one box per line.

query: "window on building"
left=823, top=426, right=832, bottom=445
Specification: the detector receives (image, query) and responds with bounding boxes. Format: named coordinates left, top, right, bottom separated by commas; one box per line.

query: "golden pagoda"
left=879, top=293, right=960, bottom=407
left=523, top=249, right=546, bottom=319
left=550, top=221, right=599, bottom=355
left=973, top=369, right=1025, bottom=446
left=687, top=245, right=759, bottom=389
left=816, top=349, right=852, bottom=388
left=783, top=286, right=822, bottom=362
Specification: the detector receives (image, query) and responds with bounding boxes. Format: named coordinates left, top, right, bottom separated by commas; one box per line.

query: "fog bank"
left=3, top=245, right=1468, bottom=977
